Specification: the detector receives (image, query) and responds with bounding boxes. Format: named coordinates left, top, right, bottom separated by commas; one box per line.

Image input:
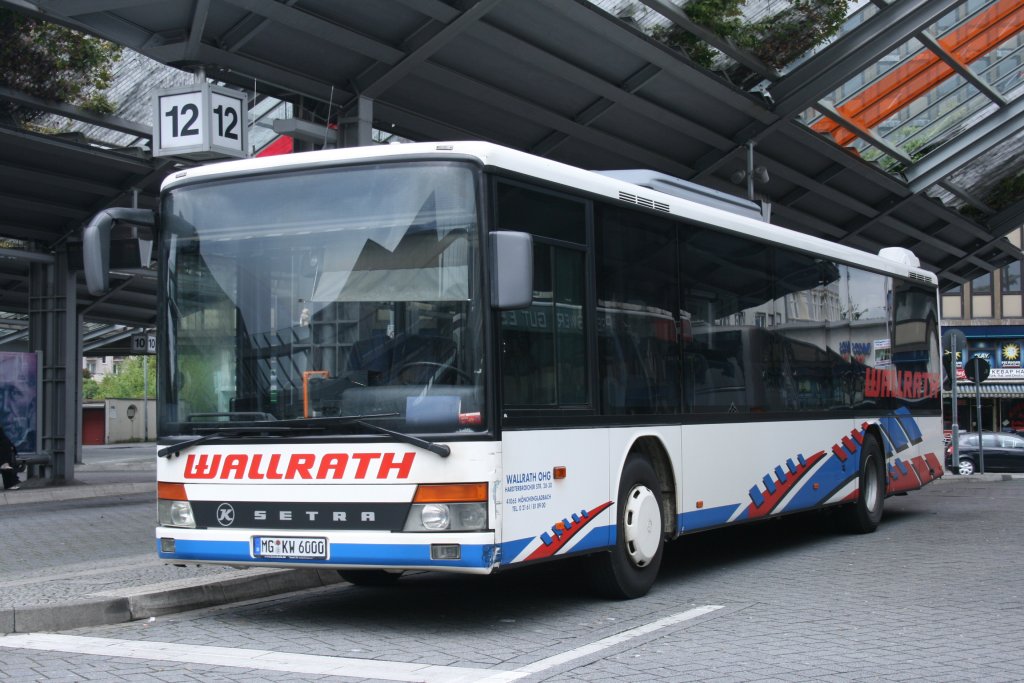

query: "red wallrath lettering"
left=183, top=451, right=417, bottom=480
left=863, top=368, right=940, bottom=400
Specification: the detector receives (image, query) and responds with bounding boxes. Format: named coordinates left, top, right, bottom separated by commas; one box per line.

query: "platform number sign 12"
left=153, top=83, right=247, bottom=160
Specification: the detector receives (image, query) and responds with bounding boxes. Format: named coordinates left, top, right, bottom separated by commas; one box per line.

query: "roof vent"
left=878, top=247, right=920, bottom=268
left=618, top=190, right=670, bottom=213
left=602, top=169, right=762, bottom=221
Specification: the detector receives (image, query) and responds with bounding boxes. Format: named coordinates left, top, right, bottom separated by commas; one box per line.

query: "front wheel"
left=838, top=434, right=885, bottom=534
left=957, top=458, right=976, bottom=476
left=587, top=456, right=665, bottom=599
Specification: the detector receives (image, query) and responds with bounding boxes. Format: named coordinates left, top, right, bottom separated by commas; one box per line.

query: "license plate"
left=253, top=536, right=328, bottom=560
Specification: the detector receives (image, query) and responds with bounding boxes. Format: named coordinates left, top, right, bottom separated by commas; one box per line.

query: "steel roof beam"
left=914, top=30, right=1007, bottom=106
left=813, top=102, right=913, bottom=166
left=562, top=0, right=776, bottom=123
left=46, top=0, right=161, bottom=14
left=148, top=41, right=344, bottom=105
left=185, top=0, right=210, bottom=61
left=905, top=95, right=1024, bottom=192
left=0, top=85, right=151, bottom=138
left=216, top=0, right=298, bottom=54
left=530, top=63, right=661, bottom=157
left=415, top=62, right=695, bottom=177
left=987, top=197, right=1024, bottom=237
left=220, top=0, right=403, bottom=64
left=358, top=0, right=503, bottom=101
left=0, top=162, right=121, bottom=196
left=938, top=180, right=995, bottom=214
left=0, top=193, right=88, bottom=220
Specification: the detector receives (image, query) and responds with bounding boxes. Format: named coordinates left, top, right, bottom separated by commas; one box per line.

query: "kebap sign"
left=153, top=82, right=248, bottom=160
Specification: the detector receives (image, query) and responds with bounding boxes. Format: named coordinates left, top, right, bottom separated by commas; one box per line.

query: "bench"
left=14, top=453, right=49, bottom=477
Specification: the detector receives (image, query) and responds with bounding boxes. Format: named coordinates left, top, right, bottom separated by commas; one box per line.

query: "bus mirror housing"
left=490, top=231, right=533, bottom=309
left=83, top=208, right=156, bottom=296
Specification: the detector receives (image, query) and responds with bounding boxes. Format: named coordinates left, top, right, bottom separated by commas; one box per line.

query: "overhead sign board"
left=153, top=83, right=248, bottom=160
left=131, top=333, right=156, bottom=355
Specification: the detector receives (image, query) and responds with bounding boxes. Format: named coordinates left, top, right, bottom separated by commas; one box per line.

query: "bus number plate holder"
left=253, top=536, right=328, bottom=560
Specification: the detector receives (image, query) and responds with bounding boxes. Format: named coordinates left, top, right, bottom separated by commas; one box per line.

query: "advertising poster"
left=0, top=351, right=39, bottom=453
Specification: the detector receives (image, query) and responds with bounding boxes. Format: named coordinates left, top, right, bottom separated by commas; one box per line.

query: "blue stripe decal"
left=679, top=504, right=741, bottom=532
left=500, top=537, right=534, bottom=564
left=569, top=524, right=615, bottom=554
left=895, top=406, right=923, bottom=444
left=157, top=539, right=494, bottom=569
left=880, top=416, right=909, bottom=452
left=749, top=485, right=765, bottom=507
left=785, top=448, right=859, bottom=510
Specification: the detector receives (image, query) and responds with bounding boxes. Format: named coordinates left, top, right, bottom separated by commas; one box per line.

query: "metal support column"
left=28, top=247, right=80, bottom=482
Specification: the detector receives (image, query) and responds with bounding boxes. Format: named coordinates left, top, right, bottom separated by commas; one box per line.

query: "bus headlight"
left=158, top=499, right=196, bottom=528
left=421, top=503, right=450, bottom=530
left=403, top=483, right=489, bottom=532
left=404, top=502, right=488, bottom=531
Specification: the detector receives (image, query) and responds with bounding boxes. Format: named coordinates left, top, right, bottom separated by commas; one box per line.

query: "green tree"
left=93, top=356, right=157, bottom=400
left=0, top=9, right=121, bottom=124
left=82, top=369, right=101, bottom=400
left=649, top=0, right=848, bottom=73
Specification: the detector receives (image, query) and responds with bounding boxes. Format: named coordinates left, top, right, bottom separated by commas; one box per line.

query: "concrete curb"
left=1, top=568, right=343, bottom=634
left=0, top=483, right=156, bottom=507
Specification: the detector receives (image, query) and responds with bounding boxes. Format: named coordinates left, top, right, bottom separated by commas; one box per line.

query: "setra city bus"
left=83, top=141, right=944, bottom=599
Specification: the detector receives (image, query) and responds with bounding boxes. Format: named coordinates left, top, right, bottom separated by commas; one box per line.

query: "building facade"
left=943, top=227, right=1024, bottom=432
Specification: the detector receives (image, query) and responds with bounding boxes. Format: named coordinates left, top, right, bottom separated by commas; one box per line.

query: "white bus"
left=85, top=141, right=944, bottom=598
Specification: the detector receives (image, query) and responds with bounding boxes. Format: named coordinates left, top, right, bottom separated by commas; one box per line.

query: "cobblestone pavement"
left=0, top=474, right=1020, bottom=681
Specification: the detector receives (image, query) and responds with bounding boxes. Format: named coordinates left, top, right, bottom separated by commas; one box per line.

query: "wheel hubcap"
left=959, top=459, right=974, bottom=475
left=623, top=484, right=661, bottom=567
left=863, top=456, right=879, bottom=511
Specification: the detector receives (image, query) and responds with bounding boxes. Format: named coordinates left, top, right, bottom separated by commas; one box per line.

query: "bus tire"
left=588, top=455, right=665, bottom=599
left=338, top=569, right=403, bottom=586
left=838, top=434, right=885, bottom=534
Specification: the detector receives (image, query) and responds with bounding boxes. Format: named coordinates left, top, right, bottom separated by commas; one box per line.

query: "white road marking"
left=517, top=604, right=723, bottom=675
left=0, top=634, right=522, bottom=683
left=0, top=604, right=723, bottom=681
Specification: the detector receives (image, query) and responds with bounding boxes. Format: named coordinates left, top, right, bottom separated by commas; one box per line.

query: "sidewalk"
left=0, top=443, right=341, bottom=634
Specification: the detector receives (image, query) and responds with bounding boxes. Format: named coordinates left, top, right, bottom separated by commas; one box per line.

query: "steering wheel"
left=394, top=361, right=473, bottom=385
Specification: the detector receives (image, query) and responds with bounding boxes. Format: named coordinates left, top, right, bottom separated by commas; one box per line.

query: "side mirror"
left=83, top=208, right=156, bottom=295
left=490, top=231, right=533, bottom=309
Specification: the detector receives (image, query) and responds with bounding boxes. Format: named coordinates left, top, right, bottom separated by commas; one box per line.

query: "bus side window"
left=496, top=181, right=589, bottom=409
left=595, top=205, right=680, bottom=415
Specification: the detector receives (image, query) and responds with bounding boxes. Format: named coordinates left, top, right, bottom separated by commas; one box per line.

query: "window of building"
left=1003, top=263, right=1021, bottom=293
left=971, top=273, right=993, bottom=318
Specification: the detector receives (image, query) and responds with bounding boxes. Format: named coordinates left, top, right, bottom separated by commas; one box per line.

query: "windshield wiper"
left=355, top=420, right=451, bottom=458
left=157, top=413, right=399, bottom=458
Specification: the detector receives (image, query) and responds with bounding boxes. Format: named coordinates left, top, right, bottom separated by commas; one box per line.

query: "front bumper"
left=155, top=527, right=498, bottom=574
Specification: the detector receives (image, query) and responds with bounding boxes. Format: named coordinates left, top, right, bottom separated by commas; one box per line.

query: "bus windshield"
left=160, top=161, right=485, bottom=435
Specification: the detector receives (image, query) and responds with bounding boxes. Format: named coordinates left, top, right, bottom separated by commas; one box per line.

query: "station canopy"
left=3, top=0, right=1024, bottom=333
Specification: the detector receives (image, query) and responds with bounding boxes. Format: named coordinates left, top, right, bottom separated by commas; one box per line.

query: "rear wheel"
left=338, top=570, right=403, bottom=586
left=838, top=434, right=885, bottom=534
left=588, top=456, right=665, bottom=599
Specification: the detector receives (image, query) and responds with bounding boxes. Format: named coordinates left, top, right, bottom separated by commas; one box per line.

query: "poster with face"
left=0, top=351, right=39, bottom=453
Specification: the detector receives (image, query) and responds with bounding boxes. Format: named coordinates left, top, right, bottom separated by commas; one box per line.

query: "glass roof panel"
left=797, top=0, right=1024, bottom=206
